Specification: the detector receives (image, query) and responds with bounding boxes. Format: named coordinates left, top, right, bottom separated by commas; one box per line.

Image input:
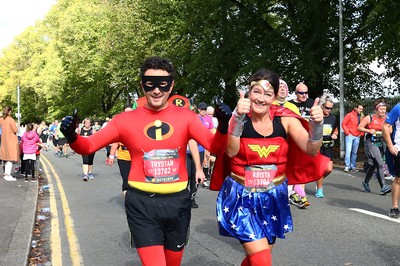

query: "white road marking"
left=349, top=208, right=400, bottom=223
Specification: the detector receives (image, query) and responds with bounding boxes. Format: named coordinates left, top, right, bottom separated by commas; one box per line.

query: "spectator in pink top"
left=21, top=123, right=41, bottom=182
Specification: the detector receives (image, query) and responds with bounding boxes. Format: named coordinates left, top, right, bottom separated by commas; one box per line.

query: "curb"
left=3, top=182, right=38, bottom=266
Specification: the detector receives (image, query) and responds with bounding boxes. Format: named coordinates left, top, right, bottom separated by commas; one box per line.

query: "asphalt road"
left=39, top=149, right=399, bottom=266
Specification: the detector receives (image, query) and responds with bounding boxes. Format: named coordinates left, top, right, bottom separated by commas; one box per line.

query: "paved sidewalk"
left=0, top=174, right=38, bottom=266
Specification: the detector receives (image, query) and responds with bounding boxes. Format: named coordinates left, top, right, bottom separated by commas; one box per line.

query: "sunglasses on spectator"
left=296, top=91, right=308, bottom=95
left=324, top=106, right=333, bottom=111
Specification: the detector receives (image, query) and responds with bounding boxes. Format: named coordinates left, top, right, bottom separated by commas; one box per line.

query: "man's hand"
left=214, top=96, right=232, bottom=134
left=60, top=109, right=78, bottom=144
left=105, top=157, right=115, bottom=166
left=195, top=168, right=206, bottom=185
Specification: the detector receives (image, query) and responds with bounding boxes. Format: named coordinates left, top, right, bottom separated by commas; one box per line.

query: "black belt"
left=127, top=186, right=188, bottom=197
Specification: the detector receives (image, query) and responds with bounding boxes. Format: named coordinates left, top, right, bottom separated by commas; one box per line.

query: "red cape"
left=210, top=105, right=330, bottom=191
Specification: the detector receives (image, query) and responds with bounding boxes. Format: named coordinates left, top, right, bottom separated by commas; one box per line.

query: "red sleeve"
left=70, top=119, right=120, bottom=155
left=342, top=114, right=349, bottom=135
left=187, top=115, right=227, bottom=155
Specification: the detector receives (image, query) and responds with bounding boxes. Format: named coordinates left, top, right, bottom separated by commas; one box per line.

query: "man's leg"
left=350, top=136, right=360, bottom=170
left=389, top=154, right=400, bottom=218
left=344, top=135, right=352, bottom=170
left=392, top=177, right=400, bottom=206
left=136, top=246, right=166, bottom=266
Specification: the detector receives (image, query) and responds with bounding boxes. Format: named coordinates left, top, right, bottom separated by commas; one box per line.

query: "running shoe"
left=3, top=175, right=17, bottom=181
left=362, top=181, right=371, bottom=192
left=31, top=178, right=37, bottom=183
left=388, top=208, right=400, bottom=218
left=315, top=188, right=324, bottom=198
left=380, top=186, right=391, bottom=195
left=289, top=193, right=302, bottom=205
left=290, top=193, right=308, bottom=208
left=344, top=167, right=350, bottom=172
left=385, top=175, right=395, bottom=181
left=191, top=199, right=199, bottom=209
left=24, top=177, right=29, bottom=183
left=88, top=173, right=94, bottom=180
left=82, top=175, right=88, bottom=182
left=300, top=196, right=310, bottom=207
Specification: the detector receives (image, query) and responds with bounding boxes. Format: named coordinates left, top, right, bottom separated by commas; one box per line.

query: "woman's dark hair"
left=140, top=56, right=175, bottom=78
left=374, top=98, right=386, bottom=107
left=374, top=98, right=387, bottom=110
left=2, top=106, right=11, bottom=118
left=26, top=123, right=34, bottom=132
left=248, top=69, right=280, bottom=95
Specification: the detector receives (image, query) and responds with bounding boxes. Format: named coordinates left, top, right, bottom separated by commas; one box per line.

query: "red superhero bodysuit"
left=70, top=104, right=226, bottom=194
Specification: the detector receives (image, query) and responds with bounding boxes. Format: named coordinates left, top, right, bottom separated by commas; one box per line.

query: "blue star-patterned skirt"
left=216, top=176, right=293, bottom=244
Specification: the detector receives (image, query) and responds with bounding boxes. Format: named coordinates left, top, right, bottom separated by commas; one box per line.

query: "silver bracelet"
left=228, top=108, right=246, bottom=137
left=308, top=120, right=323, bottom=142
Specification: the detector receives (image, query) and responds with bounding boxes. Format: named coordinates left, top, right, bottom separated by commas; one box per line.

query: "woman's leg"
left=30, top=159, right=36, bottom=181
left=364, top=163, right=376, bottom=184
left=4, top=161, right=13, bottom=175
left=241, top=239, right=272, bottom=266
left=88, top=153, right=95, bottom=179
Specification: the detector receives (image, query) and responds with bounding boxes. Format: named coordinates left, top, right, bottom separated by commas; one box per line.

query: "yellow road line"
left=40, top=156, right=62, bottom=266
left=41, top=154, right=84, bottom=266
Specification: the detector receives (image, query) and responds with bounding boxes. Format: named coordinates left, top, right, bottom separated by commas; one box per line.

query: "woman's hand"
left=236, top=91, right=251, bottom=116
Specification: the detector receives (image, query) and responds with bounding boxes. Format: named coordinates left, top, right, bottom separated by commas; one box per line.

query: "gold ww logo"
left=248, top=145, right=279, bottom=158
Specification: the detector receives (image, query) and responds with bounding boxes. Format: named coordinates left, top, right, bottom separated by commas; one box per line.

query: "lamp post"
left=339, top=0, right=345, bottom=158
left=17, top=84, right=21, bottom=124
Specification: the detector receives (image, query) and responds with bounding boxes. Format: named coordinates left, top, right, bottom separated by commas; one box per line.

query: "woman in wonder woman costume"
left=211, top=69, right=329, bottom=266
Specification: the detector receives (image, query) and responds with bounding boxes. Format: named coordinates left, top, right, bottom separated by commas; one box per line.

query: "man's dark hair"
left=140, top=56, right=175, bottom=78
left=248, top=69, right=280, bottom=95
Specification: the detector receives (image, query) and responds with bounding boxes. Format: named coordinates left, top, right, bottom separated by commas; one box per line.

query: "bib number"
left=244, top=165, right=277, bottom=192
left=143, top=149, right=180, bottom=183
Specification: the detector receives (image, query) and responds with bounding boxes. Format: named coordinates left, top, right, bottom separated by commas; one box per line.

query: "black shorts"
left=82, top=153, right=95, bottom=165
left=393, top=153, right=400, bottom=177
left=52, top=138, right=59, bottom=147
left=57, top=137, right=67, bottom=146
left=125, top=187, right=191, bottom=251
left=320, top=147, right=333, bottom=160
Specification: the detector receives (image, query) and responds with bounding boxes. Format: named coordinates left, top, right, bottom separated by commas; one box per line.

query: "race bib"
left=143, top=149, right=180, bottom=183
left=323, top=124, right=333, bottom=137
left=244, top=164, right=277, bottom=192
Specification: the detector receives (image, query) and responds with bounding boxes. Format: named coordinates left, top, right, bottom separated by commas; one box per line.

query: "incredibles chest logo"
left=248, top=144, right=280, bottom=158
left=143, top=120, right=174, bottom=141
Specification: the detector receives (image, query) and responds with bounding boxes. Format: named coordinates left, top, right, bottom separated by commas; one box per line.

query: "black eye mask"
left=141, top=76, right=174, bottom=92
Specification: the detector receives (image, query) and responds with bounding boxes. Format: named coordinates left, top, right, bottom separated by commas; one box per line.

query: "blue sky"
left=0, top=0, right=56, bottom=49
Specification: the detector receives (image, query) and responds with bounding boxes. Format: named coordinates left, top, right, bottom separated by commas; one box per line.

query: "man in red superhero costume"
left=61, top=57, right=231, bottom=266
